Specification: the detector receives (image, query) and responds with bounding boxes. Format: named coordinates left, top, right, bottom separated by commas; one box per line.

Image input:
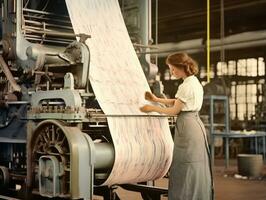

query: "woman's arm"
left=145, top=91, right=175, bottom=106
left=156, top=98, right=176, bottom=106
left=140, top=99, right=184, bottom=115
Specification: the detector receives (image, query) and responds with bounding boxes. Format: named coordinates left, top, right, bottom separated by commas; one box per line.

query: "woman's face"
left=168, top=64, right=186, bottom=79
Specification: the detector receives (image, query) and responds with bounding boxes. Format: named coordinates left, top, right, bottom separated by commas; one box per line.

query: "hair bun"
left=166, top=52, right=198, bottom=76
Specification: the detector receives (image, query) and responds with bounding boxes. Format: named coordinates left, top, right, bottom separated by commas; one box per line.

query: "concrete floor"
left=94, top=159, right=266, bottom=200
left=212, top=159, right=266, bottom=200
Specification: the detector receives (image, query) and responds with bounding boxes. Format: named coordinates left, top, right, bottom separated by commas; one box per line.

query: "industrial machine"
left=0, top=0, right=169, bottom=199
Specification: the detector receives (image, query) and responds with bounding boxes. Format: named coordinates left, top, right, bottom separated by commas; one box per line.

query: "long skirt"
left=168, top=111, right=214, bottom=200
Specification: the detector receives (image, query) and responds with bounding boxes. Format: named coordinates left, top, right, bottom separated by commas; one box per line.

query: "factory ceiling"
left=155, top=0, right=266, bottom=43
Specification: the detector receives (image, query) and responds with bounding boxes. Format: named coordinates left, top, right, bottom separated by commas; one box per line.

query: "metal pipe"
left=23, top=24, right=72, bottom=32
left=220, top=0, right=225, bottom=63
left=26, top=45, right=64, bottom=58
left=24, top=19, right=73, bottom=30
left=150, top=30, right=266, bottom=57
left=16, top=0, right=34, bottom=61
left=23, top=14, right=71, bottom=25
left=24, top=28, right=75, bottom=38
left=94, top=143, right=114, bottom=169
left=139, top=0, right=151, bottom=46
left=26, top=45, right=68, bottom=65
left=0, top=55, right=21, bottom=92
left=23, top=25, right=74, bottom=37
left=34, top=71, right=65, bottom=78
left=155, top=0, right=158, bottom=45
left=25, top=38, right=72, bottom=45
left=25, top=35, right=73, bottom=44
left=207, top=0, right=210, bottom=82
left=23, top=8, right=69, bottom=19
left=133, top=43, right=157, bottom=49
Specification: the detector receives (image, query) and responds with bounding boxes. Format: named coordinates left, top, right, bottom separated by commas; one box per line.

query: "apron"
left=168, top=111, right=214, bottom=200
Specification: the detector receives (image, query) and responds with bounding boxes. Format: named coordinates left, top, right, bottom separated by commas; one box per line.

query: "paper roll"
left=65, top=0, right=173, bottom=185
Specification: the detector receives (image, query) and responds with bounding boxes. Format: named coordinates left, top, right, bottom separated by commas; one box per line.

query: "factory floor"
left=94, top=159, right=266, bottom=200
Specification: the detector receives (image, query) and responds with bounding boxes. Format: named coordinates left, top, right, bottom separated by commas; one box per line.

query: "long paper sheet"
left=65, top=0, right=173, bottom=185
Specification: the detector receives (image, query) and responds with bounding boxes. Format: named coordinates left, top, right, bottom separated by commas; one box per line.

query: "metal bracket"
left=76, top=33, right=91, bottom=44
left=39, top=156, right=61, bottom=198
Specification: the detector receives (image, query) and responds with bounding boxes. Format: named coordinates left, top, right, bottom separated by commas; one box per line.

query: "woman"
left=140, top=52, right=214, bottom=200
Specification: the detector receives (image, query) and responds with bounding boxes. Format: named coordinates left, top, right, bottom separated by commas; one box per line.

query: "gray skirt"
left=168, top=111, right=214, bottom=200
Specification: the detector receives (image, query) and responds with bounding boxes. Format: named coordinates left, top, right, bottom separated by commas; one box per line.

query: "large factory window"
left=216, top=57, right=265, bottom=129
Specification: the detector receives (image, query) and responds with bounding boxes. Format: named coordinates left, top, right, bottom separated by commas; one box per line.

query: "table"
left=210, top=131, right=266, bottom=168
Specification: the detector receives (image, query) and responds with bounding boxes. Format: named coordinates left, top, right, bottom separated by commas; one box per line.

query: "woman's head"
left=166, top=52, right=198, bottom=79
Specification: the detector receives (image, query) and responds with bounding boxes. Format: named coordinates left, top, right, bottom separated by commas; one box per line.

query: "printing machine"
left=0, top=0, right=174, bottom=199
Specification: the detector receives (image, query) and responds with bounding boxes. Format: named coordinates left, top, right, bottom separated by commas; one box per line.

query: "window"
left=216, top=57, right=265, bottom=120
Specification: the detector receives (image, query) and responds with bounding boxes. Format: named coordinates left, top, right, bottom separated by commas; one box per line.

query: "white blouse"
left=175, top=75, right=204, bottom=111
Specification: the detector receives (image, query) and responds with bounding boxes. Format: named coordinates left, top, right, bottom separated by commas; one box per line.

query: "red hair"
left=166, top=52, right=199, bottom=76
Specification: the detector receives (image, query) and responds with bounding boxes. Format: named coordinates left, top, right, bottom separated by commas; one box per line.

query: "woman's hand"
left=145, top=91, right=157, bottom=102
left=139, top=105, right=154, bottom=113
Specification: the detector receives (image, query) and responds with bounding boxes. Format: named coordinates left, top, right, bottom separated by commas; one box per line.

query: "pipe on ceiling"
left=149, top=30, right=266, bottom=57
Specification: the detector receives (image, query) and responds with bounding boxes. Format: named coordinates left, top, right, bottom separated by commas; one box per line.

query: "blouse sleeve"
left=175, top=84, right=193, bottom=103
